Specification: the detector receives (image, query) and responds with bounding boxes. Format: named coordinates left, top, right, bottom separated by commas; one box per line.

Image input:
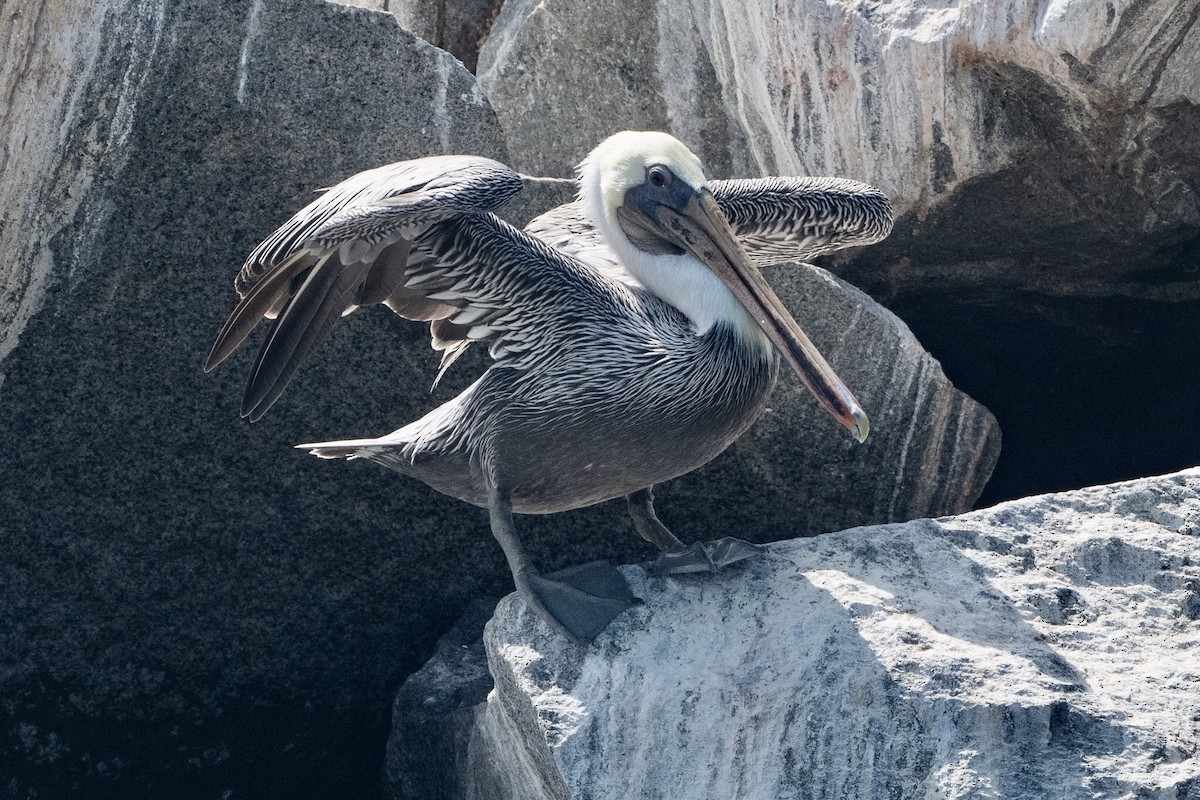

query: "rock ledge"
left=468, top=469, right=1200, bottom=799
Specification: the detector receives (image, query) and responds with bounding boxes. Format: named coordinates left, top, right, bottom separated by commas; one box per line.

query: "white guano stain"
left=236, top=0, right=265, bottom=105
left=432, top=52, right=452, bottom=151
left=108, top=0, right=167, bottom=151
left=1, top=0, right=169, bottom=368
left=68, top=0, right=168, bottom=286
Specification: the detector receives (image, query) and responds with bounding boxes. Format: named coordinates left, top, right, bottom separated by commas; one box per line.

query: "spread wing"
left=205, top=155, right=619, bottom=421
left=524, top=176, right=894, bottom=281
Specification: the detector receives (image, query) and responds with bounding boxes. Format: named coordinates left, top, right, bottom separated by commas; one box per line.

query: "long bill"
left=659, top=189, right=870, bottom=443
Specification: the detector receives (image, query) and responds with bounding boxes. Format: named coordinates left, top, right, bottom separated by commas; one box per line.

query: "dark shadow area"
left=833, top=87, right=1200, bottom=507
left=0, top=683, right=390, bottom=800
left=892, top=292, right=1200, bottom=506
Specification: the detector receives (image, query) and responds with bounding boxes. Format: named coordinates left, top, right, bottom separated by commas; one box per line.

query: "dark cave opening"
left=889, top=291, right=1200, bottom=508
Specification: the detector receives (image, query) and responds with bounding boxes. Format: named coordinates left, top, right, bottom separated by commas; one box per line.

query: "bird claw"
left=648, top=537, right=765, bottom=576
left=520, top=561, right=641, bottom=643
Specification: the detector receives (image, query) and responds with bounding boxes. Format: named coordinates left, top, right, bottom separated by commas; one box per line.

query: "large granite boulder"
left=450, top=468, right=1200, bottom=799
left=2, top=1, right=994, bottom=796
left=0, top=1, right=510, bottom=797
left=476, top=0, right=1200, bottom=505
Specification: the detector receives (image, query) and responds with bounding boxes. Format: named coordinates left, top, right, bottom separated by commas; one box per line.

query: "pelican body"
left=206, top=131, right=893, bottom=641
left=342, top=308, right=776, bottom=515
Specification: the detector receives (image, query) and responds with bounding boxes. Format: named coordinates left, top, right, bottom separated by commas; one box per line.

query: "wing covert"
left=205, top=155, right=617, bottom=421
left=711, top=176, right=894, bottom=266
left=523, top=176, right=894, bottom=277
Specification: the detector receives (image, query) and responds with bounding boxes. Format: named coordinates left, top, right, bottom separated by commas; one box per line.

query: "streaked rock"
left=478, top=0, right=1197, bottom=220
left=3, top=1, right=996, bottom=795
left=466, top=468, right=1200, bottom=799
left=475, top=0, right=1200, bottom=507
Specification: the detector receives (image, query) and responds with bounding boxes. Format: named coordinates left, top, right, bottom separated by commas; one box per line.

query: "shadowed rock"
left=2, top=1, right=997, bottom=796
left=0, top=1, right=509, bottom=797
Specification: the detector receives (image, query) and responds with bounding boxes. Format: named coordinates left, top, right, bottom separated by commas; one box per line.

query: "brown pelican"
left=205, top=131, right=893, bottom=642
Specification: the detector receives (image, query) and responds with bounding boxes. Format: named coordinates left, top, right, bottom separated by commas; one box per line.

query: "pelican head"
left=578, top=131, right=870, bottom=444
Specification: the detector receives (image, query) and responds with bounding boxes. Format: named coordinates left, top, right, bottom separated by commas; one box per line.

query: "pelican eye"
left=647, top=165, right=673, bottom=189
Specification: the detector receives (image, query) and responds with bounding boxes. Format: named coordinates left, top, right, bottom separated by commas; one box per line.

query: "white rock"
left=470, top=468, right=1200, bottom=799
left=478, top=0, right=1198, bottom=222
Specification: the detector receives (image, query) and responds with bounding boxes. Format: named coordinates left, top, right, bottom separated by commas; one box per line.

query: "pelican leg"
left=488, top=486, right=639, bottom=642
left=627, top=487, right=686, bottom=551
left=628, top=486, right=765, bottom=576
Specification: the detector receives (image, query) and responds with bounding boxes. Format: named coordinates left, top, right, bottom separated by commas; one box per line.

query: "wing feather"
left=522, top=176, right=894, bottom=279
left=242, top=256, right=369, bottom=420
left=206, top=250, right=317, bottom=371
left=711, top=176, right=894, bottom=265
left=207, top=155, right=621, bottom=419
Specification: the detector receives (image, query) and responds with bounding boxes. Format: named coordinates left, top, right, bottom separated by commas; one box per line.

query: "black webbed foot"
left=648, top=537, right=765, bottom=576
left=520, top=560, right=641, bottom=642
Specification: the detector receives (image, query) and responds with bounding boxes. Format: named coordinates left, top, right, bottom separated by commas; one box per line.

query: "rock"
left=0, top=0, right=510, bottom=796
left=387, top=0, right=503, bottom=72
left=386, top=598, right=498, bottom=800
left=466, top=468, right=1200, bottom=799
left=476, top=0, right=1200, bottom=505
left=479, top=0, right=1197, bottom=217
left=2, top=1, right=995, bottom=795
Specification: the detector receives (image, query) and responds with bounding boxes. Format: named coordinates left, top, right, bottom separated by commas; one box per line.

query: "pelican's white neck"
left=578, top=159, right=768, bottom=349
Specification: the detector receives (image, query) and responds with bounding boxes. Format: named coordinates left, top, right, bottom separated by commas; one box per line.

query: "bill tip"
left=852, top=409, right=870, bottom=444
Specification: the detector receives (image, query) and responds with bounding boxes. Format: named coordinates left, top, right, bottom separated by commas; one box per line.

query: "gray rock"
left=387, top=0, right=503, bottom=72
left=467, top=468, right=1200, bottom=799
left=477, top=0, right=672, bottom=177
left=386, top=598, right=498, bottom=800
left=479, top=0, right=1197, bottom=222
left=476, top=0, right=1200, bottom=508
left=0, top=0, right=509, bottom=796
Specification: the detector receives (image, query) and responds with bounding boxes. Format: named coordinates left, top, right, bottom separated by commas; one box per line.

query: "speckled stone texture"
left=468, top=469, right=1200, bottom=799
left=3, top=1, right=996, bottom=797
left=0, top=1, right=509, bottom=797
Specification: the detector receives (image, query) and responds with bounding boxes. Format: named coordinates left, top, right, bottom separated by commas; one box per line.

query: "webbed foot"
left=648, top=537, right=765, bottom=576
left=519, top=560, right=641, bottom=642
left=706, top=536, right=766, bottom=568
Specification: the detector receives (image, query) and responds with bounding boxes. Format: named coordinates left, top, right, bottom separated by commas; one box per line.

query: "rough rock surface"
left=0, top=1, right=509, bottom=797
left=479, top=0, right=1197, bottom=220
left=390, top=0, right=503, bottom=72
left=386, top=598, right=498, bottom=800
left=467, top=469, right=1200, bottom=799
left=477, top=0, right=1200, bottom=504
